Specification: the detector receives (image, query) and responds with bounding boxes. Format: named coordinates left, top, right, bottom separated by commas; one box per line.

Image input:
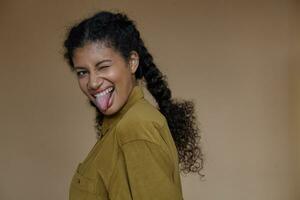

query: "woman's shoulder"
left=115, top=99, right=168, bottom=145
left=130, top=99, right=165, bottom=123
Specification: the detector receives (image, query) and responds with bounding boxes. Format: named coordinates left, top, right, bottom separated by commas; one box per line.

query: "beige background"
left=0, top=0, right=299, bottom=199
left=290, top=0, right=300, bottom=198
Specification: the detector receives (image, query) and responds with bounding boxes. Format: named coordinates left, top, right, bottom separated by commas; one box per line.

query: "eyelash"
left=97, top=66, right=109, bottom=70
left=76, top=71, right=88, bottom=78
left=76, top=66, right=110, bottom=78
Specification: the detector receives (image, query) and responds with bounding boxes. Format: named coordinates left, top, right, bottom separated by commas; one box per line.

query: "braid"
left=137, top=39, right=203, bottom=175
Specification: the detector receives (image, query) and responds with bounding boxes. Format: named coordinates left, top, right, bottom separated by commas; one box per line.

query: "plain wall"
left=290, top=1, right=300, bottom=199
left=0, top=0, right=298, bottom=200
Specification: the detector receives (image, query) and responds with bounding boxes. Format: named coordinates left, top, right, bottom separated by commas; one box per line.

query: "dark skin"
left=72, top=42, right=139, bottom=115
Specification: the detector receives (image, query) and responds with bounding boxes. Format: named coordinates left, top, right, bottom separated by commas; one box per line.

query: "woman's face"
left=72, top=42, right=139, bottom=115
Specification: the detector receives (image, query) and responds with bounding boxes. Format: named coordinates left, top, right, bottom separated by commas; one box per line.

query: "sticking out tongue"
left=96, top=91, right=112, bottom=112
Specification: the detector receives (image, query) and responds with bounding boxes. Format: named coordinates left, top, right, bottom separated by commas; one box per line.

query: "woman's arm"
left=109, top=140, right=182, bottom=200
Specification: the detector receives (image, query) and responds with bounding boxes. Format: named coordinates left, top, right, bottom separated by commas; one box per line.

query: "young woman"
left=64, top=11, right=203, bottom=200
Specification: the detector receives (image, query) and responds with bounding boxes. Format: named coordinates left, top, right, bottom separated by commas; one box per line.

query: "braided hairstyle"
left=64, top=11, right=203, bottom=175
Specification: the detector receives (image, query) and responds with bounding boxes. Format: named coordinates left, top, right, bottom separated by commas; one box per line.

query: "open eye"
left=76, top=70, right=88, bottom=78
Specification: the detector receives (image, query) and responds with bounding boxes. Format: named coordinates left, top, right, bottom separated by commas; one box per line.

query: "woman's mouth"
left=94, top=86, right=115, bottom=112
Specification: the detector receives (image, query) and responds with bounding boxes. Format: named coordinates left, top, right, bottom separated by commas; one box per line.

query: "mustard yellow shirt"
left=69, top=85, right=183, bottom=200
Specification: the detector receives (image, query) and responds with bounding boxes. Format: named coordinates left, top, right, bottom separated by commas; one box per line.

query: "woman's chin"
left=100, top=107, right=116, bottom=116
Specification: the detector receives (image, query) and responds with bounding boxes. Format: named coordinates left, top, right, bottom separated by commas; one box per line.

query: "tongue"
left=96, top=92, right=111, bottom=112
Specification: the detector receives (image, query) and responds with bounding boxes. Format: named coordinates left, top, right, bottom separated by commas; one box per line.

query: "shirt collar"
left=101, top=85, right=144, bottom=135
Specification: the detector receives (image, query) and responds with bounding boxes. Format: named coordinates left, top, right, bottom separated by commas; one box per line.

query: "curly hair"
left=63, top=11, right=203, bottom=175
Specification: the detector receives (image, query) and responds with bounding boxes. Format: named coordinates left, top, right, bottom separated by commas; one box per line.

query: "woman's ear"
left=129, top=51, right=139, bottom=74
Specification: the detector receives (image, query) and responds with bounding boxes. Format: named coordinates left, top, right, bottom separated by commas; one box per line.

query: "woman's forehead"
left=72, top=42, right=123, bottom=67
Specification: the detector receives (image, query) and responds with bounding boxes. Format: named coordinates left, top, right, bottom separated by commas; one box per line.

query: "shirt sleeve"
left=109, top=140, right=182, bottom=200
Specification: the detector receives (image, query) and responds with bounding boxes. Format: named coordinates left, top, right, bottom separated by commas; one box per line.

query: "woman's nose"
left=88, top=73, right=103, bottom=90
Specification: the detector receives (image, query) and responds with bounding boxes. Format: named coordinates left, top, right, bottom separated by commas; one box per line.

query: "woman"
left=63, top=11, right=203, bottom=200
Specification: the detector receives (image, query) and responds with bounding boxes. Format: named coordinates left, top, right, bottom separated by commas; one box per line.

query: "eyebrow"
left=74, top=59, right=112, bottom=70
left=95, top=59, right=112, bottom=67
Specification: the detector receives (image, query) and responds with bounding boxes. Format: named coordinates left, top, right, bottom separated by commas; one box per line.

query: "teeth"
left=95, top=87, right=113, bottom=97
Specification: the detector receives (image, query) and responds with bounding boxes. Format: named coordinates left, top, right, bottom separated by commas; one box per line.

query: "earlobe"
left=129, top=51, right=139, bottom=74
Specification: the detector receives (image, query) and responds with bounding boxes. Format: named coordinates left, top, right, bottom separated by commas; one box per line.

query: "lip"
left=90, top=86, right=114, bottom=98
